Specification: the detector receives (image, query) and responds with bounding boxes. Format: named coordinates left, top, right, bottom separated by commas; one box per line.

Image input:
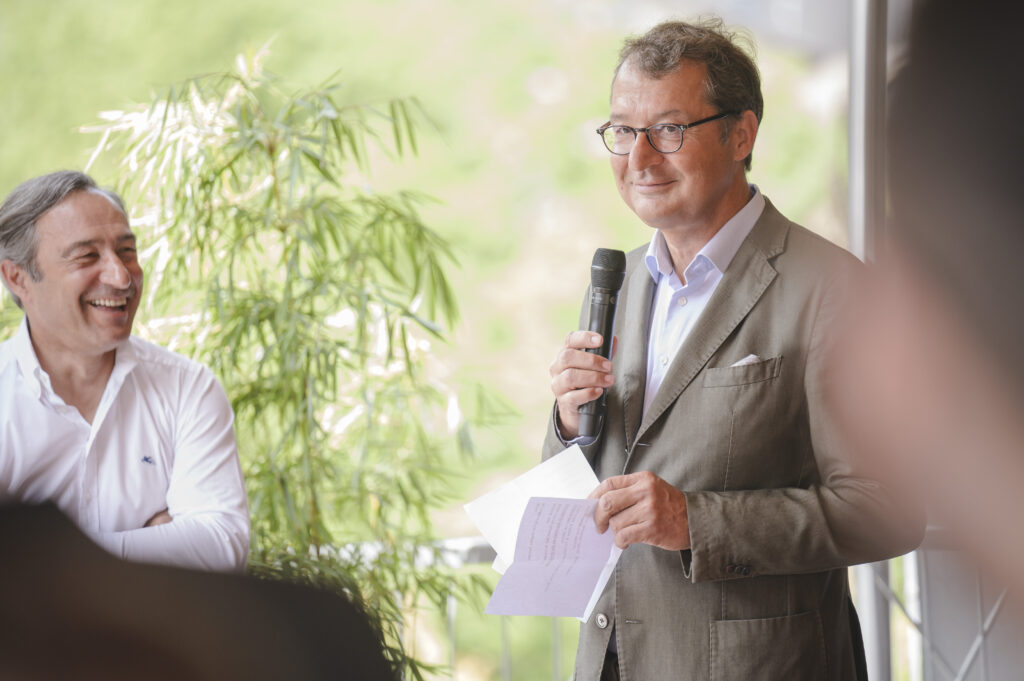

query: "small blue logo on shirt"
left=142, top=456, right=155, bottom=465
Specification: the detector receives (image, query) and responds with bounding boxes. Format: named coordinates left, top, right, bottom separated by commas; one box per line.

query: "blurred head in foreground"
left=831, top=0, right=1024, bottom=590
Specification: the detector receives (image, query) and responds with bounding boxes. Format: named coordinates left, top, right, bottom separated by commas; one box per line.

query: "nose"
left=628, top=131, right=664, bottom=171
left=99, top=252, right=132, bottom=289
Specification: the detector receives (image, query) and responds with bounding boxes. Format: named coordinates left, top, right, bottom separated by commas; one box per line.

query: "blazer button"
left=596, top=613, right=609, bottom=629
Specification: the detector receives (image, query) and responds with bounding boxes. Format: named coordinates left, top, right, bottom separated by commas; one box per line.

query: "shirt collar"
left=11, top=317, right=45, bottom=399
left=645, top=185, right=766, bottom=282
left=10, top=316, right=138, bottom=399
left=109, top=334, right=138, bottom=385
left=644, top=231, right=676, bottom=280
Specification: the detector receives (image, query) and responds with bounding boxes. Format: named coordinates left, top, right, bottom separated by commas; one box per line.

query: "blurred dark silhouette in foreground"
left=0, top=503, right=396, bottom=681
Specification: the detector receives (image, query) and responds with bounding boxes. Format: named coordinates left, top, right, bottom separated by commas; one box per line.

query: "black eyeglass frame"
left=595, top=111, right=738, bottom=155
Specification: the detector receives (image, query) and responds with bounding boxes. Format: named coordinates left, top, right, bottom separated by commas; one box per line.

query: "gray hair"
left=615, top=18, right=763, bottom=170
left=0, top=170, right=127, bottom=308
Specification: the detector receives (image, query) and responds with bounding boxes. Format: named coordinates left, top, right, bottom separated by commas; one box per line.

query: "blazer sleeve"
left=682, top=266, right=926, bottom=583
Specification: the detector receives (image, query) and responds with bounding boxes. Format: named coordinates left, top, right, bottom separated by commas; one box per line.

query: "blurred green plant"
left=80, top=47, right=480, bottom=678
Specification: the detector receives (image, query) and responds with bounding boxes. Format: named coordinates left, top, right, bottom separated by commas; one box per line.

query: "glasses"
left=596, top=111, right=736, bottom=155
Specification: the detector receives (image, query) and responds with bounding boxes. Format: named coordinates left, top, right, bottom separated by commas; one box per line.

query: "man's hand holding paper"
left=590, top=470, right=691, bottom=551
left=463, top=446, right=623, bottom=620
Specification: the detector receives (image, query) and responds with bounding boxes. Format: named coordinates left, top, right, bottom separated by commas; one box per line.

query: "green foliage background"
left=0, top=1, right=849, bottom=678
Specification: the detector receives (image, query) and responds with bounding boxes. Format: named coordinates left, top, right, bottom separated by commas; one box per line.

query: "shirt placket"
left=44, top=393, right=98, bottom=531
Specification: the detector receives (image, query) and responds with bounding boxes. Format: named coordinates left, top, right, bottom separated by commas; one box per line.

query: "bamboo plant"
left=81, top=48, right=478, bottom=678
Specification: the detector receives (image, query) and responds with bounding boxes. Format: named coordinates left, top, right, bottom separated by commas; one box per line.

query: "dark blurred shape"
left=831, top=0, right=1024, bottom=602
left=0, top=503, right=396, bottom=681
left=887, top=0, right=1024, bottom=400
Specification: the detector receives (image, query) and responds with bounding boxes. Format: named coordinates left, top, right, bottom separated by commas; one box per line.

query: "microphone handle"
left=577, top=287, right=619, bottom=438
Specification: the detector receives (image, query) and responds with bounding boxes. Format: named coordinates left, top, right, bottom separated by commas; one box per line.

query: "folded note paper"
left=464, top=446, right=621, bottom=621
left=484, top=497, right=621, bottom=621
left=464, top=445, right=601, bottom=573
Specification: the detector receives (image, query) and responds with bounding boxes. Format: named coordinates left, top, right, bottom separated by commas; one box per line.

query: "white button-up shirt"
left=0, top=319, right=249, bottom=573
left=641, top=186, right=765, bottom=415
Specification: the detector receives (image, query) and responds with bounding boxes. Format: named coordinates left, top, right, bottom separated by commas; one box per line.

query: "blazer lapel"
left=616, top=262, right=655, bottom=451
left=634, top=201, right=790, bottom=446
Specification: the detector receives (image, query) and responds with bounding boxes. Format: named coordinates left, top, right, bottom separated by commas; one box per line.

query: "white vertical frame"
left=848, top=0, right=888, bottom=262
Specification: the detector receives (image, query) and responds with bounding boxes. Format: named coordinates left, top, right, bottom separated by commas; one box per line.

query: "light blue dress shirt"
left=640, top=186, right=765, bottom=416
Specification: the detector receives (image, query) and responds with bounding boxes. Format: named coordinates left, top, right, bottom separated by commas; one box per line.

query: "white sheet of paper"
left=484, top=496, right=621, bottom=621
left=463, top=445, right=600, bottom=573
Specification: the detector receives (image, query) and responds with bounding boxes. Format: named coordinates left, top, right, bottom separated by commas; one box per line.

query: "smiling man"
left=545, top=20, right=922, bottom=680
left=0, top=170, right=249, bottom=573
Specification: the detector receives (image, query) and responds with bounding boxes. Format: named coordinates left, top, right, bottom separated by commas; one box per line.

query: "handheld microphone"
left=577, top=248, right=626, bottom=438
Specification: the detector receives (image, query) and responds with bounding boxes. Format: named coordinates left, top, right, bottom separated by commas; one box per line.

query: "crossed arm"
left=91, top=371, right=250, bottom=574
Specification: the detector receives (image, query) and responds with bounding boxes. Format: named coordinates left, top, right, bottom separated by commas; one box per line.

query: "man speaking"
left=545, top=20, right=921, bottom=680
left=0, top=170, right=249, bottom=573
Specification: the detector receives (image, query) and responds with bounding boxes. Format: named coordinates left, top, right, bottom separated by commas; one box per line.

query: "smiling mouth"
left=88, top=297, right=129, bottom=312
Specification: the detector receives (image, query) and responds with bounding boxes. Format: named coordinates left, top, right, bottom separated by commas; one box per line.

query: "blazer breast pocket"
left=703, top=355, right=782, bottom=387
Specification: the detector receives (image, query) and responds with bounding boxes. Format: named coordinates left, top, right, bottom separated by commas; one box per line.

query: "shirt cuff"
left=553, top=406, right=598, bottom=447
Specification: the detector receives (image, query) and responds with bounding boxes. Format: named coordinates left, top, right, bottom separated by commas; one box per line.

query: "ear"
left=0, top=259, right=30, bottom=301
left=731, top=109, right=759, bottom=164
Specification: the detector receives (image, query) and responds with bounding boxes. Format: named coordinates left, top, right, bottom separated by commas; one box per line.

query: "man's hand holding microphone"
left=548, top=248, right=690, bottom=551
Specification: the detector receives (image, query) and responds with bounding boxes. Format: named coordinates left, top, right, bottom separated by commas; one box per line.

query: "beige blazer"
left=543, top=199, right=922, bottom=681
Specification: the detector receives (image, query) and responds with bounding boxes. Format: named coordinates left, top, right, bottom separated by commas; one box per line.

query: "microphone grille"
left=591, top=248, right=627, bottom=291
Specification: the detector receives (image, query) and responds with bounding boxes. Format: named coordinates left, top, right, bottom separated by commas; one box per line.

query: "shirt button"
left=660, top=355, right=669, bottom=366
left=596, top=613, right=609, bottom=629
left=677, top=296, right=687, bottom=306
